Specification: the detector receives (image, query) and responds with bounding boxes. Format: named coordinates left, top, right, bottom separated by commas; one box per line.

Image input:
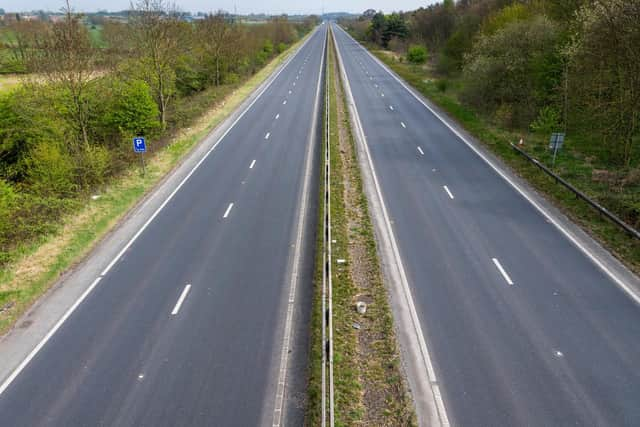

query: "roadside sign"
left=549, top=132, right=565, bottom=168
left=133, top=137, right=147, bottom=175
left=549, top=133, right=565, bottom=151
left=133, top=137, right=146, bottom=153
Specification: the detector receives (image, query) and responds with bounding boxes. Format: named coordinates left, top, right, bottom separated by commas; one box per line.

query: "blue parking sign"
left=133, top=137, right=146, bottom=153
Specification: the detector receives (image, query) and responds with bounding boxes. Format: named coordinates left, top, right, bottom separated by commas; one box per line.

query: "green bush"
left=175, top=55, right=207, bottom=96
left=95, top=78, right=160, bottom=140
left=263, top=40, right=274, bottom=56
left=276, top=42, right=287, bottom=54
left=436, top=79, right=448, bottom=92
left=407, top=45, right=427, bottom=64
left=0, top=88, right=65, bottom=181
left=0, top=179, right=17, bottom=243
left=24, top=141, right=76, bottom=197
left=0, top=189, right=72, bottom=266
left=255, top=50, right=268, bottom=67
left=224, top=72, right=240, bottom=85
left=77, top=144, right=111, bottom=189
left=530, top=106, right=561, bottom=135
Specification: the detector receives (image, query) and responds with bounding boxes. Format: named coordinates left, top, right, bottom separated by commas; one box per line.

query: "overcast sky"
left=1, top=0, right=437, bottom=15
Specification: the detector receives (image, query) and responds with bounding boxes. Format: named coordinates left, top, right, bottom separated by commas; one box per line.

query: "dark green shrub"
left=407, top=45, right=427, bottom=64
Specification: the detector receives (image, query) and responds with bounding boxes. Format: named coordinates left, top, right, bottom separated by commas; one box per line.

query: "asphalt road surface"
left=332, top=23, right=640, bottom=427
left=0, top=25, right=326, bottom=427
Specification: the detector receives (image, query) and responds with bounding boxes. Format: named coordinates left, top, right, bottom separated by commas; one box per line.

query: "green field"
left=0, top=24, right=104, bottom=74
left=87, top=24, right=106, bottom=48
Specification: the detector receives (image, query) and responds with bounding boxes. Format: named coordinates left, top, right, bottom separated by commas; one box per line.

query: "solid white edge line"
left=336, top=25, right=640, bottom=306
left=417, top=146, right=424, bottom=156
left=223, top=203, right=234, bottom=218
left=250, top=159, right=256, bottom=169
left=171, top=284, right=192, bottom=315
left=0, top=26, right=320, bottom=399
left=492, top=258, right=514, bottom=286
left=0, top=276, right=100, bottom=397
left=443, top=185, right=454, bottom=200
left=332, top=24, right=450, bottom=426
left=272, top=27, right=327, bottom=427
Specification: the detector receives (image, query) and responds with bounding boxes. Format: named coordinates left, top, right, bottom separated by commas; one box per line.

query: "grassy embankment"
left=368, top=48, right=640, bottom=273
left=306, top=30, right=415, bottom=426
left=0, top=34, right=308, bottom=334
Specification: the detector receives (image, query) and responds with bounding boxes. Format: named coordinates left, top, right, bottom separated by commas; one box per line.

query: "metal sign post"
left=549, top=132, right=565, bottom=168
left=133, top=137, right=147, bottom=176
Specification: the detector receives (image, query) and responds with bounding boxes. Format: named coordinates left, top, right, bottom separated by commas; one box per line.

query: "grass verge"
left=306, top=29, right=415, bottom=426
left=0, top=75, right=20, bottom=93
left=369, top=48, right=640, bottom=274
left=0, top=35, right=308, bottom=335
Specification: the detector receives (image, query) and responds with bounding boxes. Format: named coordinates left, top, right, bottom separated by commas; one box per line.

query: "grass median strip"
left=306, top=29, right=415, bottom=427
left=0, top=36, right=308, bottom=335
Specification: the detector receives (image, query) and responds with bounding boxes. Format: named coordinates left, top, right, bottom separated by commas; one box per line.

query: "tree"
left=4, top=20, right=48, bottom=72
left=480, top=3, right=532, bottom=36
left=362, top=9, right=376, bottom=19
left=382, top=13, right=408, bottom=47
left=566, top=0, right=640, bottom=166
left=542, top=0, right=588, bottom=21
left=197, top=12, right=237, bottom=86
left=409, top=2, right=455, bottom=49
left=25, top=1, right=99, bottom=147
left=129, top=0, right=186, bottom=128
left=462, top=16, right=561, bottom=127
left=270, top=15, right=295, bottom=46
left=368, top=12, right=385, bottom=44
left=102, top=20, right=136, bottom=70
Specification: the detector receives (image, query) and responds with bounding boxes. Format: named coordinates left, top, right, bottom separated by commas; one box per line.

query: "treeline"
left=0, top=0, right=317, bottom=265
left=342, top=0, right=639, bottom=169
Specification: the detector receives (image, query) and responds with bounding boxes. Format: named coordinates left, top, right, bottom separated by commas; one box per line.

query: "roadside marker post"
left=133, top=137, right=147, bottom=176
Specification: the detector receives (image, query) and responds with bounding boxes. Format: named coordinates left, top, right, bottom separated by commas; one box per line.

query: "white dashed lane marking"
left=492, top=258, right=514, bottom=285
left=223, top=203, right=234, bottom=219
